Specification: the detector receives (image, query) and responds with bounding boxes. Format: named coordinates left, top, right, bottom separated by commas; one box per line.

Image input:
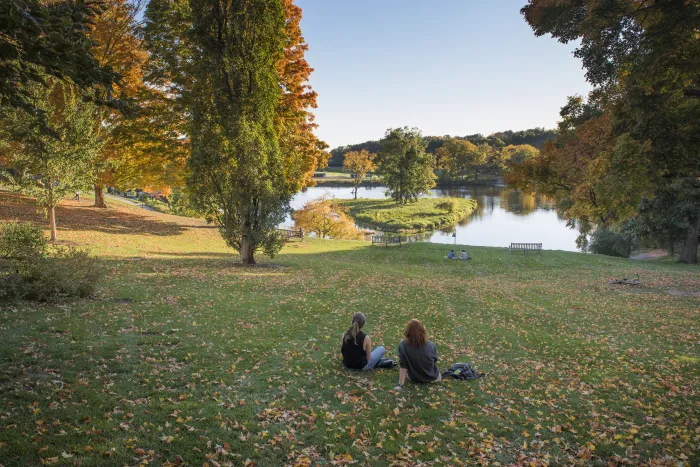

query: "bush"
left=0, top=271, right=25, bottom=301
left=589, top=228, right=634, bottom=258
left=0, top=222, right=47, bottom=260
left=0, top=223, right=103, bottom=301
left=168, top=190, right=201, bottom=218
left=436, top=199, right=458, bottom=213
left=20, top=248, right=104, bottom=301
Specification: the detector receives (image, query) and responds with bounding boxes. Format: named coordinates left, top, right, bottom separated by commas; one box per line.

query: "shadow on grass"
left=143, top=251, right=236, bottom=259
left=0, top=191, right=188, bottom=237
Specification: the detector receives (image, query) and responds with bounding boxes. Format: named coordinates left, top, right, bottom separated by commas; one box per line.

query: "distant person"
left=72, top=191, right=81, bottom=202
left=447, top=250, right=457, bottom=260
left=341, top=312, right=385, bottom=370
left=460, top=250, right=470, bottom=260
left=395, top=319, right=441, bottom=390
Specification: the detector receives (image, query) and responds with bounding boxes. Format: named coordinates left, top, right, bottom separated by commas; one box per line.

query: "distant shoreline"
left=312, top=177, right=505, bottom=188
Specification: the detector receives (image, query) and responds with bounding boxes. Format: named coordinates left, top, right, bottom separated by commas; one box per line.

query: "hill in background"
left=328, top=127, right=558, bottom=166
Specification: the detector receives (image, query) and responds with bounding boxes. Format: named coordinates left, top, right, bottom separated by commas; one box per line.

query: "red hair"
left=404, top=319, right=427, bottom=347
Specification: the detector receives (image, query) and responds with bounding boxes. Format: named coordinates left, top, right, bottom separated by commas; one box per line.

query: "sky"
left=294, top=0, right=591, bottom=149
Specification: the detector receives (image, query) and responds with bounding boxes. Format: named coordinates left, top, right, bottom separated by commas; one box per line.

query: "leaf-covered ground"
left=0, top=193, right=698, bottom=466
left=340, top=198, right=476, bottom=232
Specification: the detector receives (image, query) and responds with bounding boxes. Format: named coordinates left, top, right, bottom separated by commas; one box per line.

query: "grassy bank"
left=340, top=197, right=476, bottom=232
left=0, top=191, right=698, bottom=466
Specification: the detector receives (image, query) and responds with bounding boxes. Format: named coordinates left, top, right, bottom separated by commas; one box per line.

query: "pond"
left=286, top=184, right=582, bottom=252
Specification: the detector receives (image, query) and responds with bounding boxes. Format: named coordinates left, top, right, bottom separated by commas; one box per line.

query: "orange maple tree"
left=277, top=0, right=329, bottom=192
left=89, top=0, right=186, bottom=207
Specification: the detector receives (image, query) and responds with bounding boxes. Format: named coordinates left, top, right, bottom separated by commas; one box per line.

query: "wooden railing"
left=509, top=242, right=542, bottom=253
left=277, top=228, right=304, bottom=240
left=371, top=235, right=401, bottom=246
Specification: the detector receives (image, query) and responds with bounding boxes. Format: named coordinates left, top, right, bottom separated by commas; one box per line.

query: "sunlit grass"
left=340, top=197, right=476, bottom=232
left=0, top=193, right=698, bottom=466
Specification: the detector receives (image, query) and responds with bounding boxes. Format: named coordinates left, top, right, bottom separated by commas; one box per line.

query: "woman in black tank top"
left=341, top=312, right=385, bottom=370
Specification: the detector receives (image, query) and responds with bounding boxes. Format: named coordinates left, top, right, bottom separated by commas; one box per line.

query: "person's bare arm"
left=395, top=342, right=407, bottom=390
left=363, top=335, right=372, bottom=362
left=395, top=368, right=408, bottom=390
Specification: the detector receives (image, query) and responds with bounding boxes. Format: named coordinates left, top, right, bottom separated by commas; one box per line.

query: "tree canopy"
left=327, top=127, right=555, bottom=181
left=0, top=0, right=127, bottom=129
left=512, top=0, right=700, bottom=262
left=435, top=139, right=485, bottom=180
left=0, top=84, right=102, bottom=240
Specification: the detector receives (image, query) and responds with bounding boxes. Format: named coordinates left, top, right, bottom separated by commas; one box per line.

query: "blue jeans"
left=363, top=346, right=386, bottom=370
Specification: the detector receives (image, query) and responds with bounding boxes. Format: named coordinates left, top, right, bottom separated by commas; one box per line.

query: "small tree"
left=292, top=195, right=360, bottom=240
left=343, top=149, right=376, bottom=199
left=376, top=127, right=436, bottom=204
left=0, top=84, right=101, bottom=240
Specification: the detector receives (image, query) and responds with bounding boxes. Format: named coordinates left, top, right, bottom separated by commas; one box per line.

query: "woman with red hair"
left=395, top=319, right=441, bottom=390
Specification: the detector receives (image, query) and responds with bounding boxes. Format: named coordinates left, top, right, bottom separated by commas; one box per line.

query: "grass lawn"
left=340, top=198, right=477, bottom=232
left=0, top=191, right=698, bottom=466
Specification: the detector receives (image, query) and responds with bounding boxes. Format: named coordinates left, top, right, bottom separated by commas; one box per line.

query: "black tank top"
left=341, top=331, right=367, bottom=369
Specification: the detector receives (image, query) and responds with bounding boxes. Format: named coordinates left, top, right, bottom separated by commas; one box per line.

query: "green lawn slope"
left=340, top=197, right=476, bottom=232
left=0, top=191, right=698, bottom=466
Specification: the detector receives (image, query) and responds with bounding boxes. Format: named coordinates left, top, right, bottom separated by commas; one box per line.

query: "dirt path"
left=630, top=249, right=669, bottom=260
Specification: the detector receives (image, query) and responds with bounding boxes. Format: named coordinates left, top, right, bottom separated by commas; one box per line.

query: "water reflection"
left=287, top=185, right=581, bottom=252
left=435, top=186, right=554, bottom=218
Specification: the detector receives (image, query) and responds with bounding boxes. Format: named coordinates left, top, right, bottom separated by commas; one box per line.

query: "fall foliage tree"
left=506, top=107, right=652, bottom=230
left=376, top=127, right=436, bottom=204
left=141, top=0, right=192, bottom=153
left=519, top=0, right=700, bottom=262
left=435, top=138, right=486, bottom=180
left=501, top=144, right=538, bottom=167
left=277, top=0, right=329, bottom=191
left=143, top=0, right=325, bottom=264
left=88, top=0, right=187, bottom=207
left=343, top=149, right=376, bottom=199
left=292, top=195, right=360, bottom=239
left=141, top=0, right=326, bottom=198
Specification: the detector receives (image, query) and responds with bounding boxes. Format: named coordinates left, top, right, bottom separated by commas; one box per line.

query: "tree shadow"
left=143, top=251, right=235, bottom=259
left=0, top=192, right=188, bottom=237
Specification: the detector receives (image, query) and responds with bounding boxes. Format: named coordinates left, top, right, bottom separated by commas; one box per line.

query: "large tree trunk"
left=48, top=206, right=57, bottom=241
left=240, top=223, right=256, bottom=265
left=94, top=184, right=107, bottom=208
left=679, top=217, right=699, bottom=264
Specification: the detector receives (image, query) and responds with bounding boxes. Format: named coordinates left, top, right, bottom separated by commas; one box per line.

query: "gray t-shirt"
left=398, top=339, right=440, bottom=383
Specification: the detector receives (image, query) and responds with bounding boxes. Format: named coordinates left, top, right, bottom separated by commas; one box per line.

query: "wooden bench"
left=509, top=242, right=542, bottom=253
left=372, top=235, right=401, bottom=246
left=277, top=228, right=304, bottom=241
